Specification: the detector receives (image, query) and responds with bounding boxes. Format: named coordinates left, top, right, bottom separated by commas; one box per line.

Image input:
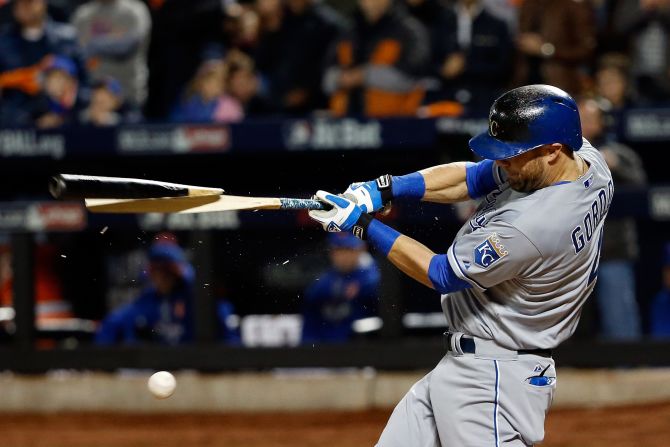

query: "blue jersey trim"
left=466, top=160, right=498, bottom=199
left=428, top=254, right=472, bottom=293
left=449, top=242, right=487, bottom=290
left=493, top=360, right=500, bottom=447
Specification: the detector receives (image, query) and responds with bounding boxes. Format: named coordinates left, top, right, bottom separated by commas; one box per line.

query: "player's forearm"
left=419, top=162, right=470, bottom=203
left=386, top=235, right=435, bottom=289
left=393, top=161, right=497, bottom=204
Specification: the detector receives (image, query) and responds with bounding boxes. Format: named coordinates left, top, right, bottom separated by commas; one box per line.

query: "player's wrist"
left=390, top=172, right=425, bottom=200
left=352, top=214, right=400, bottom=256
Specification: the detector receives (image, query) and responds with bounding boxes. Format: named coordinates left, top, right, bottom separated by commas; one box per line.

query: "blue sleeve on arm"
left=428, top=254, right=472, bottom=294
left=391, top=172, right=426, bottom=200
left=465, top=160, right=498, bottom=199
left=366, top=219, right=401, bottom=256
left=94, top=302, right=140, bottom=344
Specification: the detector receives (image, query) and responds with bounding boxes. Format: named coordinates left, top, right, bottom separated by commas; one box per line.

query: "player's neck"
left=546, top=153, right=588, bottom=186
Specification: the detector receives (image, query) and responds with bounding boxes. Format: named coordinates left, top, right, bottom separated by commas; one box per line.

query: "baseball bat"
left=49, top=174, right=224, bottom=199
left=49, top=174, right=330, bottom=214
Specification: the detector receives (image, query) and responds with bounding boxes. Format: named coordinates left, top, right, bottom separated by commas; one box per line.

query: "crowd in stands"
left=3, top=0, right=670, bottom=128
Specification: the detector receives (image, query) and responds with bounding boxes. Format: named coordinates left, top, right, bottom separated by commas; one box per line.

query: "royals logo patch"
left=473, top=233, right=508, bottom=268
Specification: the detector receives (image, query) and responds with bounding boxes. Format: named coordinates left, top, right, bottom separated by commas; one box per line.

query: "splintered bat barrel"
left=49, top=174, right=223, bottom=200
left=50, top=173, right=331, bottom=214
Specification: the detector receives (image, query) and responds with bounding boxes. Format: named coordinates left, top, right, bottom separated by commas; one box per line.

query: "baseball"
left=147, top=371, right=176, bottom=399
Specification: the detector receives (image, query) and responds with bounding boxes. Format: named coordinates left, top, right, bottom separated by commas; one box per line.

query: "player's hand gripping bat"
left=49, top=174, right=330, bottom=214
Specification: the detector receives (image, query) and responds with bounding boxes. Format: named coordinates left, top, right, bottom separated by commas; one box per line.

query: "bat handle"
left=279, top=198, right=332, bottom=211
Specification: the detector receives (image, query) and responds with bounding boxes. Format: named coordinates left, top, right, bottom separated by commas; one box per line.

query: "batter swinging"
left=309, top=85, right=613, bottom=446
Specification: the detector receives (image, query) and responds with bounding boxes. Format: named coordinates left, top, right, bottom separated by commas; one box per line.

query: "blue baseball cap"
left=149, top=242, right=186, bottom=264
left=328, top=232, right=365, bottom=249
left=147, top=240, right=193, bottom=280
left=92, top=76, right=123, bottom=97
left=45, top=55, right=78, bottom=78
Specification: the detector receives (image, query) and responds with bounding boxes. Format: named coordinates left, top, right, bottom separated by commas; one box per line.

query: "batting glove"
left=343, top=175, right=393, bottom=213
left=309, top=190, right=363, bottom=233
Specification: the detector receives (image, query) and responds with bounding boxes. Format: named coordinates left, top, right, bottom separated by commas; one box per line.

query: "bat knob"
left=49, top=175, right=66, bottom=199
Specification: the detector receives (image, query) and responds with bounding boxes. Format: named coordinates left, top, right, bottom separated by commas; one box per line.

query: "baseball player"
left=309, top=84, right=613, bottom=446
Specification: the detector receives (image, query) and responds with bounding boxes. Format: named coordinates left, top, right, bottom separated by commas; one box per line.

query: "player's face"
left=663, top=266, right=670, bottom=289
left=149, top=263, right=179, bottom=295
left=330, top=247, right=361, bottom=273
left=495, top=147, right=548, bottom=192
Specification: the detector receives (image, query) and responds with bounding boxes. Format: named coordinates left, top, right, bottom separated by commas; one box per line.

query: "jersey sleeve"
left=446, top=221, right=542, bottom=290
left=465, top=159, right=507, bottom=199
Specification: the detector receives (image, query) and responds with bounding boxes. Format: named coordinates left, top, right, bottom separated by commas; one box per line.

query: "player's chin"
left=508, top=178, right=534, bottom=193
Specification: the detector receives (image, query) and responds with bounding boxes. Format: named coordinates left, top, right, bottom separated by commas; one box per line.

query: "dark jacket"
left=440, top=5, right=513, bottom=113
left=255, top=2, right=345, bottom=114
left=323, top=3, right=429, bottom=117
left=0, top=20, right=86, bottom=127
left=515, top=0, right=596, bottom=95
left=595, top=139, right=647, bottom=261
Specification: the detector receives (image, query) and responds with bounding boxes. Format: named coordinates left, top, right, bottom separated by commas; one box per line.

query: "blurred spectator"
left=481, top=0, right=519, bottom=31
left=594, top=53, right=634, bottom=137
left=404, top=0, right=451, bottom=73
left=224, top=50, right=269, bottom=117
left=301, top=233, right=380, bottom=344
left=169, top=58, right=232, bottom=123
left=0, top=243, right=73, bottom=324
left=34, top=55, right=81, bottom=128
left=71, top=0, right=151, bottom=108
left=611, top=0, right=670, bottom=104
left=322, top=0, right=429, bottom=117
left=650, top=242, right=670, bottom=337
left=0, top=0, right=86, bottom=127
left=515, top=0, right=596, bottom=95
left=144, top=0, right=230, bottom=120
left=579, top=97, right=646, bottom=340
left=429, top=0, right=512, bottom=114
left=222, top=1, right=260, bottom=54
left=95, top=235, right=195, bottom=345
left=79, top=76, right=124, bottom=126
left=254, top=0, right=345, bottom=114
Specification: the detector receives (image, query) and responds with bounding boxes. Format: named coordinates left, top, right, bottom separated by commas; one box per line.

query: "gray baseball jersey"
left=444, top=139, right=613, bottom=350
left=376, top=139, right=612, bottom=447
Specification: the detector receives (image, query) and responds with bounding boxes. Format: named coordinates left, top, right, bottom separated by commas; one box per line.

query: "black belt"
left=444, top=332, right=552, bottom=358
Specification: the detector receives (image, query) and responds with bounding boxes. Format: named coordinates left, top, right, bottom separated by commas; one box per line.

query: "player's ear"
left=545, top=143, right=563, bottom=164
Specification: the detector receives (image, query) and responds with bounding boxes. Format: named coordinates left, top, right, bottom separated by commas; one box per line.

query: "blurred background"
left=1, top=0, right=670, bottom=445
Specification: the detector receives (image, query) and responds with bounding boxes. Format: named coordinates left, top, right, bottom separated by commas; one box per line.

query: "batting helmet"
left=469, top=84, right=583, bottom=160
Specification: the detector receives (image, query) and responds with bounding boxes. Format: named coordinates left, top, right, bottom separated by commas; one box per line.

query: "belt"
left=444, top=332, right=552, bottom=358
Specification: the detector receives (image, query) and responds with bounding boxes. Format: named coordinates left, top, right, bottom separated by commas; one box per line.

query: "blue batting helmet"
left=469, top=84, right=583, bottom=160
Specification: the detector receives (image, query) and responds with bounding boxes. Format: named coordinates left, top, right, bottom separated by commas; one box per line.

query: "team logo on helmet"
left=473, top=233, right=508, bottom=269
left=489, top=119, right=500, bottom=137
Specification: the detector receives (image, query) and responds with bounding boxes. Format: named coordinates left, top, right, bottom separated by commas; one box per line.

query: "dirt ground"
left=1, top=403, right=669, bottom=447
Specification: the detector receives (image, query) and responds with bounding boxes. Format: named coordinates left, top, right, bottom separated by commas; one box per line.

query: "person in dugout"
left=301, top=232, right=381, bottom=343
left=95, top=235, right=195, bottom=345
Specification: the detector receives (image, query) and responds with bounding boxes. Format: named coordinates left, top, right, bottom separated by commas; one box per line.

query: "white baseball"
left=148, top=371, right=176, bottom=399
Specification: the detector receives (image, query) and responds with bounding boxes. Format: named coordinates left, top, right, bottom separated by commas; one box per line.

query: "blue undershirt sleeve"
left=428, top=254, right=473, bottom=294
left=465, top=160, right=498, bottom=199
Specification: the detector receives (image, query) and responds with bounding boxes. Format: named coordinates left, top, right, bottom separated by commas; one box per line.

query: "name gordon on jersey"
left=571, top=179, right=614, bottom=254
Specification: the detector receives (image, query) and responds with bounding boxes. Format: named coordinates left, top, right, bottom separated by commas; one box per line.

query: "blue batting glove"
left=343, top=175, right=392, bottom=213
left=308, top=190, right=363, bottom=232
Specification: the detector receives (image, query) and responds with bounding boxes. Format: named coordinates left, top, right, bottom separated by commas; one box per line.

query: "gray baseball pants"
left=376, top=334, right=556, bottom=446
